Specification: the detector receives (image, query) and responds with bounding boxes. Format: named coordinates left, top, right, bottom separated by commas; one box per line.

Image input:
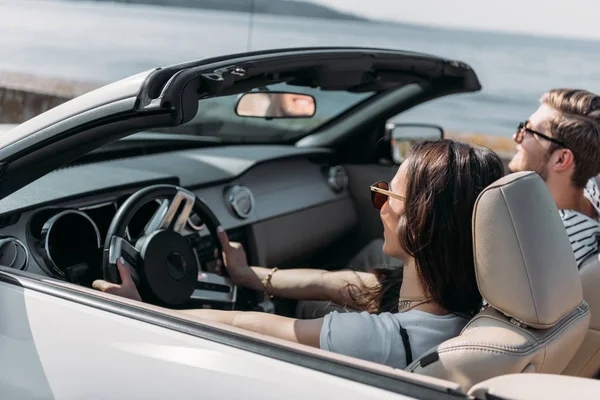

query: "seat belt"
left=399, top=324, right=412, bottom=366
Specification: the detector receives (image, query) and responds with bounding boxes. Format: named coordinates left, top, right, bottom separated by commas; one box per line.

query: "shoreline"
left=445, top=132, right=516, bottom=159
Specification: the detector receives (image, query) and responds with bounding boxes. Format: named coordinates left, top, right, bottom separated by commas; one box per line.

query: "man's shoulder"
left=559, top=209, right=588, bottom=225
left=588, top=176, right=600, bottom=191
left=584, top=176, right=600, bottom=215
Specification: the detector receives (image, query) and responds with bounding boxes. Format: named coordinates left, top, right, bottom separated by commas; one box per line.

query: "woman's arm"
left=237, top=266, right=379, bottom=308
left=180, top=309, right=324, bottom=347
left=199, top=228, right=389, bottom=346
left=93, top=260, right=324, bottom=347
left=215, top=227, right=379, bottom=308
left=92, top=228, right=382, bottom=310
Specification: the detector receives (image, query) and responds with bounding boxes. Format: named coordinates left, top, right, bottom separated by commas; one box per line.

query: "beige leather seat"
left=406, top=171, right=590, bottom=392
left=563, top=253, right=600, bottom=377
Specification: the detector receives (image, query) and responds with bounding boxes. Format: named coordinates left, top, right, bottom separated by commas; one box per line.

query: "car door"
left=0, top=269, right=459, bottom=400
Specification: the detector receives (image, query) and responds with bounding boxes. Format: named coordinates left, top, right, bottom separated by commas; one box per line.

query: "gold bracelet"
left=262, top=267, right=279, bottom=299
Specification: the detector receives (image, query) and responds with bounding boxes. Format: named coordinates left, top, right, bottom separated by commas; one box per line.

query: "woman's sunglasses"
left=370, top=181, right=405, bottom=210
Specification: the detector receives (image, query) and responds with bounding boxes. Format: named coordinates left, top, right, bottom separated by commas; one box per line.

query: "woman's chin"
left=381, top=240, right=397, bottom=259
left=382, top=241, right=408, bottom=263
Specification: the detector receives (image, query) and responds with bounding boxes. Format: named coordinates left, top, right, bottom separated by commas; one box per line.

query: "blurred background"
left=1, top=0, right=598, bottom=143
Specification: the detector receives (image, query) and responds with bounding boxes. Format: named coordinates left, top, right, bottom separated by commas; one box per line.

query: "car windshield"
left=174, top=82, right=375, bottom=143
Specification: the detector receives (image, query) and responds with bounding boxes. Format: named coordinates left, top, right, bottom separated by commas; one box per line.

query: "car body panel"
left=468, top=373, right=600, bottom=399
left=0, top=271, right=460, bottom=400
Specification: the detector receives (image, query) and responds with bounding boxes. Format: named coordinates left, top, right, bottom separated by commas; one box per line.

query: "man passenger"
left=508, top=88, right=600, bottom=267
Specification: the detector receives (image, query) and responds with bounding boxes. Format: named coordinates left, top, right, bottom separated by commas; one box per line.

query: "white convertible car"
left=1, top=47, right=599, bottom=399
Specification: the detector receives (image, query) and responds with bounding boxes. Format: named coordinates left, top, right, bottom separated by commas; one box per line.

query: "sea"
left=2, top=0, right=600, bottom=137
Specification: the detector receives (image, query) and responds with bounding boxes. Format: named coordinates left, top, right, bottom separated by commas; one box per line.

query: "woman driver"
left=93, top=140, right=504, bottom=369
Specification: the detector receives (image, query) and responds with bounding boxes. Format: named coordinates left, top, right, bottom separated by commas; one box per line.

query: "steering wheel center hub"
left=166, top=251, right=187, bottom=281
left=140, top=230, right=197, bottom=304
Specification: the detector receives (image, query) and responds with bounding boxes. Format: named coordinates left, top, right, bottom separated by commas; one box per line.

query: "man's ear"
left=551, top=149, right=576, bottom=172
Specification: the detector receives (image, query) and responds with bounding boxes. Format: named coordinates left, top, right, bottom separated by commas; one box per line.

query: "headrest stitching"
left=465, top=312, right=538, bottom=340
left=439, top=309, right=587, bottom=353
left=435, top=347, right=538, bottom=356
left=496, top=185, right=540, bottom=324
left=463, top=304, right=588, bottom=344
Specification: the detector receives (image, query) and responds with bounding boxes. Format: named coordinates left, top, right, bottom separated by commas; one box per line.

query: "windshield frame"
left=177, top=83, right=382, bottom=144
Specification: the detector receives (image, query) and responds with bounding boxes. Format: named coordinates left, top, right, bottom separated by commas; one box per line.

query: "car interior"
left=1, top=48, right=599, bottom=398
left=0, top=139, right=395, bottom=312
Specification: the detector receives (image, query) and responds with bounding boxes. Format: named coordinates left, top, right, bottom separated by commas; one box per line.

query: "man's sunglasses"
left=370, top=181, right=405, bottom=210
left=516, top=121, right=568, bottom=148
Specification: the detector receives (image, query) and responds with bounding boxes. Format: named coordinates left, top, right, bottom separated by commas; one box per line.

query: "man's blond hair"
left=542, top=89, right=600, bottom=187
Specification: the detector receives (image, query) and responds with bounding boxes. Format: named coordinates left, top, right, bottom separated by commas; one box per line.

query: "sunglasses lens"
left=371, top=181, right=389, bottom=210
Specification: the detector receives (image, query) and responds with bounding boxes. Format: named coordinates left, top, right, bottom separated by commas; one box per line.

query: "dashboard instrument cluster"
left=20, top=198, right=227, bottom=286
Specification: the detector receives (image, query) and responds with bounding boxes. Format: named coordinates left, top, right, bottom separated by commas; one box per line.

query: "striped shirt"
left=559, top=177, right=600, bottom=268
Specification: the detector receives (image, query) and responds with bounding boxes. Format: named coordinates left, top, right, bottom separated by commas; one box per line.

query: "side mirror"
left=386, top=123, right=444, bottom=164
left=235, top=91, right=316, bottom=118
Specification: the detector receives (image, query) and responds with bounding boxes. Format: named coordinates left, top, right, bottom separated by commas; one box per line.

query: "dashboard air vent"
left=0, top=213, right=20, bottom=229
left=225, top=185, right=255, bottom=219
left=327, top=165, right=348, bottom=193
left=0, top=236, right=29, bottom=270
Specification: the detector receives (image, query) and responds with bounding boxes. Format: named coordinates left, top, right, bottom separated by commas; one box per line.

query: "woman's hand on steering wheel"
left=93, top=257, right=142, bottom=302
left=214, top=226, right=252, bottom=286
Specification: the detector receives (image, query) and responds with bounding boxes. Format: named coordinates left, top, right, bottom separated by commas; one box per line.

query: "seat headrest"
left=473, top=172, right=583, bottom=328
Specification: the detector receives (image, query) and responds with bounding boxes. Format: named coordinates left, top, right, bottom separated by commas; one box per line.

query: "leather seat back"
left=406, top=172, right=590, bottom=392
left=563, top=253, right=600, bottom=377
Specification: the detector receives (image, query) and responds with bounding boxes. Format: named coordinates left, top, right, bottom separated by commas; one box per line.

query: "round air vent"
left=225, top=185, right=255, bottom=219
left=327, top=165, right=348, bottom=193
left=0, top=236, right=29, bottom=271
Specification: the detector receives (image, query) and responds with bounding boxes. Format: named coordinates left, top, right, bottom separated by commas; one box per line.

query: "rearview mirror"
left=236, top=92, right=316, bottom=118
left=387, top=123, right=444, bottom=163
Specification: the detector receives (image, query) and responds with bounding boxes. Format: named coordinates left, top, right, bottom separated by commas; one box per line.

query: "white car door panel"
left=0, top=280, right=417, bottom=400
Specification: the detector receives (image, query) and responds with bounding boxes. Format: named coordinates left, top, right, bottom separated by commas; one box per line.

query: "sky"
left=309, top=0, right=600, bottom=41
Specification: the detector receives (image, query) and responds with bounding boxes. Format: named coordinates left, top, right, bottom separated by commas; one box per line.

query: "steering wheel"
left=102, top=184, right=227, bottom=306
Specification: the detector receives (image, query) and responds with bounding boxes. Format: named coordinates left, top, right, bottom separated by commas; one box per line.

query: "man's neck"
left=548, top=180, right=596, bottom=219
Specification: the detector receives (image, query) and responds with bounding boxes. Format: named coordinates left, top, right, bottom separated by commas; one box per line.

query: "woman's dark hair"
left=348, top=139, right=504, bottom=317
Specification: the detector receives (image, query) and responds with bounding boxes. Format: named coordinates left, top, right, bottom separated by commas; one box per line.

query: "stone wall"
left=0, top=71, right=100, bottom=123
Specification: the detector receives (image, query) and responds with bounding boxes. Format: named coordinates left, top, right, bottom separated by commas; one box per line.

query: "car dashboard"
left=0, top=144, right=358, bottom=308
